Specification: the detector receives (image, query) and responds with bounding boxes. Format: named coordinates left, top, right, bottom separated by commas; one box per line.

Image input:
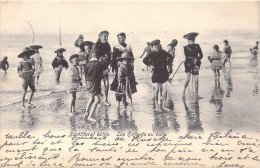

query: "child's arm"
left=17, top=61, right=23, bottom=77
left=6, top=61, right=9, bottom=70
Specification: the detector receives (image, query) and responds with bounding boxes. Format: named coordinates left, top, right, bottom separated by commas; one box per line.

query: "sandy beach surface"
left=0, top=31, right=260, bottom=133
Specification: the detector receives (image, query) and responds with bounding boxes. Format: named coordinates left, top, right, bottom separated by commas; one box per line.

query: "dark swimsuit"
left=184, top=44, right=203, bottom=75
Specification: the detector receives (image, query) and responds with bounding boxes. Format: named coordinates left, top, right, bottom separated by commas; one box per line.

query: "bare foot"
left=27, top=104, right=36, bottom=108
left=129, top=105, right=134, bottom=111
left=87, top=117, right=96, bottom=122
left=69, top=112, right=75, bottom=116
left=84, top=112, right=89, bottom=119
left=154, top=107, right=160, bottom=112
left=104, top=101, right=111, bottom=107
left=196, top=95, right=203, bottom=99
left=161, top=106, right=170, bottom=112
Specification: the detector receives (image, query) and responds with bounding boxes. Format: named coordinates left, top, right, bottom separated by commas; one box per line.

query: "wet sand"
left=1, top=57, right=259, bottom=133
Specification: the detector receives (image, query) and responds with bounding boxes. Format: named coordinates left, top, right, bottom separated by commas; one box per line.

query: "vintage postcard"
left=0, top=1, right=259, bottom=168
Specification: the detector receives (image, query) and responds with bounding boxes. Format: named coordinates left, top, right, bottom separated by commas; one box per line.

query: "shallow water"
left=0, top=30, right=259, bottom=132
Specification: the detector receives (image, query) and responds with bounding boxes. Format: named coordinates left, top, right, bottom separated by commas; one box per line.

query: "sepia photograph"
left=0, top=1, right=259, bottom=168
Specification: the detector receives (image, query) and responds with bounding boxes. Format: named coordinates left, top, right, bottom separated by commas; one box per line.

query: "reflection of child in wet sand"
left=0, top=56, right=9, bottom=74
left=143, top=40, right=172, bottom=111
left=68, top=54, right=82, bottom=116
left=17, top=47, right=36, bottom=109
left=116, top=52, right=135, bottom=110
left=210, top=80, right=225, bottom=112
left=208, top=45, right=223, bottom=80
left=84, top=52, right=108, bottom=122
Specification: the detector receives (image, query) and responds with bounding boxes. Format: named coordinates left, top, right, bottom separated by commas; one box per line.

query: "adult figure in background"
left=182, top=32, right=203, bottom=99
left=0, top=56, right=9, bottom=74
left=140, top=42, right=152, bottom=58
left=250, top=41, right=259, bottom=72
left=111, top=33, right=137, bottom=102
left=91, top=30, right=111, bottom=106
left=167, top=39, right=178, bottom=75
left=223, top=40, right=232, bottom=67
left=30, top=45, right=43, bottom=84
left=143, top=40, right=172, bottom=111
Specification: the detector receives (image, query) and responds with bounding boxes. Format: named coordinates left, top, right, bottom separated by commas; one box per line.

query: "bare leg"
left=69, top=92, right=76, bottom=115
left=153, top=83, right=160, bottom=111
left=161, top=82, right=170, bottom=111
left=213, top=70, right=217, bottom=80
left=103, top=75, right=110, bottom=106
left=126, top=84, right=134, bottom=111
left=87, top=95, right=100, bottom=121
left=27, top=90, right=35, bottom=105
left=217, top=70, right=220, bottom=80
left=85, top=96, right=94, bottom=118
left=194, top=75, right=203, bottom=99
left=22, top=91, right=27, bottom=108
left=182, top=72, right=191, bottom=97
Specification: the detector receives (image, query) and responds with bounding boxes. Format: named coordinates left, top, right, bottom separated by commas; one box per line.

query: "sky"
left=0, top=1, right=259, bottom=34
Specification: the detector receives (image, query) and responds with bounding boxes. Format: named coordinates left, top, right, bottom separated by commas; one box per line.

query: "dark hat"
left=147, top=42, right=151, bottom=45
left=117, top=32, right=126, bottom=38
left=183, top=32, right=199, bottom=39
left=99, top=30, right=109, bottom=36
left=18, top=47, right=36, bottom=58
left=30, top=45, right=43, bottom=50
left=168, top=39, right=178, bottom=47
left=117, top=53, right=135, bottom=61
left=80, top=41, right=94, bottom=48
left=213, top=45, right=219, bottom=50
left=223, top=40, right=228, bottom=43
left=78, top=34, right=84, bottom=39
left=55, top=48, right=66, bottom=53
left=150, top=39, right=160, bottom=46
left=69, top=54, right=79, bottom=62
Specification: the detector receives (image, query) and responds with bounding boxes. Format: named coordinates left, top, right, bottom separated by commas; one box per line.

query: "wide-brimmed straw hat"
left=183, top=32, right=199, bottom=39
left=30, top=45, right=43, bottom=50
left=18, top=47, right=36, bottom=58
left=168, top=39, right=178, bottom=47
left=55, top=48, right=66, bottom=53
left=80, top=41, right=94, bottom=48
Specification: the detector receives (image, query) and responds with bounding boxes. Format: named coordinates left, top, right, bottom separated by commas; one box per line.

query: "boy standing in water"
left=223, top=40, right=232, bottom=67
left=143, top=40, right=172, bottom=111
left=68, top=54, right=82, bottom=116
left=52, top=48, right=69, bottom=85
left=17, top=47, right=36, bottom=108
left=84, top=52, right=108, bottom=122
left=182, top=32, right=203, bottom=99
left=0, top=56, right=9, bottom=74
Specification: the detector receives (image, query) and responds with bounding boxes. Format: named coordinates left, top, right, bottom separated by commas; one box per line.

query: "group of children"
left=6, top=31, right=258, bottom=122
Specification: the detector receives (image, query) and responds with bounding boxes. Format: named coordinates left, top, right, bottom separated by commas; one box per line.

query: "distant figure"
left=30, top=45, right=43, bottom=84
left=74, top=34, right=84, bottom=48
left=68, top=54, right=82, bottom=116
left=78, top=41, right=94, bottom=77
left=140, top=42, right=152, bottom=58
left=91, top=30, right=112, bottom=106
left=167, top=39, right=178, bottom=74
left=0, top=56, right=9, bottom=74
left=182, top=32, right=203, bottom=99
left=223, top=40, right=232, bottom=67
left=250, top=41, right=259, bottom=72
left=52, top=48, right=69, bottom=85
left=115, top=52, right=135, bottom=110
left=143, top=39, right=172, bottom=111
left=17, top=47, right=36, bottom=109
left=208, top=45, right=223, bottom=80
left=84, top=52, right=109, bottom=122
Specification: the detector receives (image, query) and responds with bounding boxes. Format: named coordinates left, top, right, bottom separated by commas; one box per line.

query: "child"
left=250, top=41, right=259, bottom=72
left=52, top=48, right=69, bottom=85
left=68, top=54, right=82, bottom=116
left=223, top=40, right=232, bottom=67
left=116, top=52, right=135, bottom=110
left=30, top=45, right=43, bottom=84
left=0, top=56, right=9, bottom=74
left=17, top=47, right=36, bottom=108
left=84, top=52, right=108, bottom=122
left=143, top=39, right=172, bottom=111
left=208, top=45, right=223, bottom=80
left=78, top=41, right=94, bottom=77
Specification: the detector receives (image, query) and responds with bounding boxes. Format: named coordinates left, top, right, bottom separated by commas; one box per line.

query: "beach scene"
left=0, top=1, right=259, bottom=133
